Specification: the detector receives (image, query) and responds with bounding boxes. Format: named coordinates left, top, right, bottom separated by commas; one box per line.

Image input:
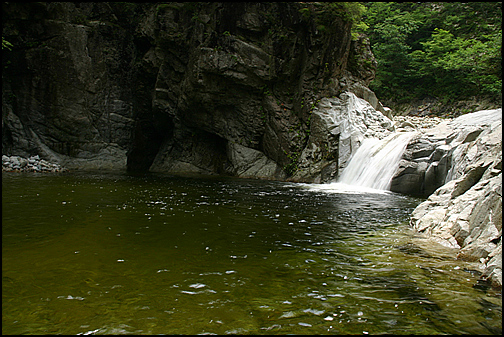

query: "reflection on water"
left=2, top=171, right=502, bottom=335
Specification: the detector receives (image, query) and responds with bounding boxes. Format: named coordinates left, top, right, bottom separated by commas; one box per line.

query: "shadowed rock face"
left=2, top=2, right=377, bottom=179
left=291, top=92, right=394, bottom=183
left=2, top=2, right=138, bottom=170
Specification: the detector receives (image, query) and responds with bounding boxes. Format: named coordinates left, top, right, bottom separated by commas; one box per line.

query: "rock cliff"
left=2, top=2, right=377, bottom=179
left=2, top=2, right=137, bottom=169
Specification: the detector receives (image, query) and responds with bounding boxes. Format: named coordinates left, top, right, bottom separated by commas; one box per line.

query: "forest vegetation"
left=358, top=2, right=502, bottom=105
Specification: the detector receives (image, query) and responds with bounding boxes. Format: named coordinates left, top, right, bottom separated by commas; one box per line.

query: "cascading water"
left=338, top=132, right=416, bottom=190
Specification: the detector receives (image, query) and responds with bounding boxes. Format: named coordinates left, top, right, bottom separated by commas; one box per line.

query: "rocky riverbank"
left=403, top=109, right=502, bottom=291
left=393, top=115, right=449, bottom=131
left=2, top=155, right=67, bottom=173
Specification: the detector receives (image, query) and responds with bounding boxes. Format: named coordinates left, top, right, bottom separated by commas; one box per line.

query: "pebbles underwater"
left=2, top=155, right=66, bottom=173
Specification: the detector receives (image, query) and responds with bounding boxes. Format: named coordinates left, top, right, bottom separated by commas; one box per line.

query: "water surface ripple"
left=2, top=171, right=501, bottom=335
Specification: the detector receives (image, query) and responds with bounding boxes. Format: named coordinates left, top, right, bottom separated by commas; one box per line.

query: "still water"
left=2, top=171, right=501, bottom=335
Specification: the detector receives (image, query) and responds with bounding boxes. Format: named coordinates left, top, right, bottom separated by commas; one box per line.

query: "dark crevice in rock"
left=490, top=237, right=501, bottom=245
left=127, top=118, right=167, bottom=172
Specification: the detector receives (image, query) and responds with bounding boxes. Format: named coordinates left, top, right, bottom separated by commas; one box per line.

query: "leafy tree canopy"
left=362, top=2, right=502, bottom=104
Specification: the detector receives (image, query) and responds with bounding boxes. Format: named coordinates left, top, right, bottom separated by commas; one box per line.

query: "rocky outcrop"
left=391, top=109, right=502, bottom=197
left=408, top=109, right=502, bottom=290
left=291, top=91, right=394, bottom=183
left=2, top=2, right=379, bottom=179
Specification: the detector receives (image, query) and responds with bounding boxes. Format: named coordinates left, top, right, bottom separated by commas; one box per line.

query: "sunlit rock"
left=409, top=109, right=502, bottom=290
left=392, top=109, right=502, bottom=197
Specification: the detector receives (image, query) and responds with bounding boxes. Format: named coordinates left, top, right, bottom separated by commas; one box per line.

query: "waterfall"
left=338, top=132, right=415, bottom=190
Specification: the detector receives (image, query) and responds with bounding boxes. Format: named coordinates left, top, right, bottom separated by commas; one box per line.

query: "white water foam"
left=294, top=131, right=416, bottom=195
left=296, top=181, right=391, bottom=195
left=337, top=132, right=416, bottom=190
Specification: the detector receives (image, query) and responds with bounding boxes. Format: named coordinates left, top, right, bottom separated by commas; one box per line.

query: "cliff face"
left=2, top=2, right=138, bottom=169
left=2, top=2, right=376, bottom=178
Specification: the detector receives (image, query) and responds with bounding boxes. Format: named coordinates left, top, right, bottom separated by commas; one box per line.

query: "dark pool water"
left=2, top=171, right=501, bottom=334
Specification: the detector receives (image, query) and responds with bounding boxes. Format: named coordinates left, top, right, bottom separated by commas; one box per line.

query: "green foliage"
left=3, top=37, right=13, bottom=51
left=298, top=2, right=367, bottom=39
left=410, top=28, right=502, bottom=97
left=352, top=21, right=369, bottom=39
left=363, top=2, right=502, bottom=103
left=298, top=7, right=311, bottom=20
left=341, top=2, right=367, bottom=40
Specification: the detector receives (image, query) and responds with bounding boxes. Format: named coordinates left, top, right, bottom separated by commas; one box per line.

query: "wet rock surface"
left=391, top=109, right=502, bottom=197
